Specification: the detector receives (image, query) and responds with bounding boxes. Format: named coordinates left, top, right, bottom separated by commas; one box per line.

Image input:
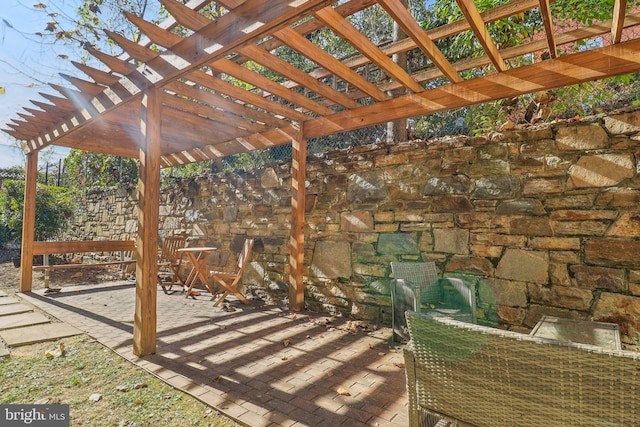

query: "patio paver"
left=19, top=281, right=408, bottom=426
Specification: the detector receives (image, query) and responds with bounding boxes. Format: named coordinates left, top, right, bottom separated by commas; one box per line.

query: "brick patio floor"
left=19, top=282, right=408, bottom=427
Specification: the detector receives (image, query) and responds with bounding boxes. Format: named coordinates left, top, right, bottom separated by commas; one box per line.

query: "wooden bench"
left=404, top=310, right=640, bottom=427
left=32, top=240, right=136, bottom=288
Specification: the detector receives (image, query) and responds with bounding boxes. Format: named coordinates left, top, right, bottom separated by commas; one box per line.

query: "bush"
left=0, top=180, right=74, bottom=248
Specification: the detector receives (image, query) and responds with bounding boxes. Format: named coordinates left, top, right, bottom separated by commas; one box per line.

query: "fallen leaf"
left=33, top=397, right=50, bottom=405
left=281, top=356, right=288, bottom=361
left=327, top=370, right=334, bottom=377
left=89, top=393, right=102, bottom=402
left=134, top=399, right=143, bottom=405
left=213, top=376, right=221, bottom=383
left=290, top=313, right=296, bottom=320
left=283, top=339, right=290, bottom=347
left=500, top=120, right=515, bottom=131
left=133, top=383, right=147, bottom=389
left=116, top=385, right=128, bottom=392
left=45, top=342, right=65, bottom=359
left=336, top=387, right=351, bottom=396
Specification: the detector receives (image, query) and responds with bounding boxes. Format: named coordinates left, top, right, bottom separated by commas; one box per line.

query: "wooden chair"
left=211, top=239, right=254, bottom=306
left=157, top=236, right=187, bottom=294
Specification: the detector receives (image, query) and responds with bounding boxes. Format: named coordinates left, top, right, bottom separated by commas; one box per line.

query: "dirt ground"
left=0, top=258, right=21, bottom=292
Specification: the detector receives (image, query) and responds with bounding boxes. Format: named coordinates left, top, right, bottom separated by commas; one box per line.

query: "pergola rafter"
left=6, top=0, right=640, bottom=356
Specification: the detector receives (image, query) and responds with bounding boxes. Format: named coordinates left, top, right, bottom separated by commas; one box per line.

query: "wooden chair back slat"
left=160, top=236, right=187, bottom=262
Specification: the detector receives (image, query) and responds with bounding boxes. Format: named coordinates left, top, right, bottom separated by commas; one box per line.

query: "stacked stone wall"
left=67, top=109, right=640, bottom=346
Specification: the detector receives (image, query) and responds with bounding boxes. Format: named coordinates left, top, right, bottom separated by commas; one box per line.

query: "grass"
left=0, top=335, right=239, bottom=427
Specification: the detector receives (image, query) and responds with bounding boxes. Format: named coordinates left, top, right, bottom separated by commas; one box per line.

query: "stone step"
left=0, top=303, right=33, bottom=317
left=0, top=323, right=82, bottom=347
left=0, top=297, right=21, bottom=306
left=0, top=312, right=50, bottom=330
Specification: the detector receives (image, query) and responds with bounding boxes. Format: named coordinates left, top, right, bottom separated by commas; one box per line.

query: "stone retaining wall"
left=66, top=108, right=640, bottom=345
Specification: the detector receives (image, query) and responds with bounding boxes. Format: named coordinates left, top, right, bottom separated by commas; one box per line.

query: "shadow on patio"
left=20, top=281, right=408, bottom=427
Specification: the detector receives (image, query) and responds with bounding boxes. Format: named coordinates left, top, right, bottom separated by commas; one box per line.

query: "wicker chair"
left=404, top=310, right=640, bottom=427
left=390, top=262, right=476, bottom=342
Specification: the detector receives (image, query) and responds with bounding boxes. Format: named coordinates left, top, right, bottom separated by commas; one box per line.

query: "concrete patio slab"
left=0, top=345, right=9, bottom=358
left=0, top=290, right=8, bottom=297
left=0, top=312, right=50, bottom=330
left=0, top=322, right=82, bottom=347
left=0, top=297, right=21, bottom=305
left=0, top=303, right=33, bottom=316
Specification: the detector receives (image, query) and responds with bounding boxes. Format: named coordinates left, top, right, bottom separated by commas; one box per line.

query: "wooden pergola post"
left=133, top=87, right=161, bottom=356
left=19, top=150, right=38, bottom=293
left=289, top=123, right=306, bottom=310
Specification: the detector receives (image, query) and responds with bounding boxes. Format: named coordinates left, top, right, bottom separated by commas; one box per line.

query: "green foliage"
left=222, top=152, right=264, bottom=171
left=0, top=180, right=74, bottom=247
left=33, top=0, right=167, bottom=64
left=64, top=150, right=138, bottom=190
left=349, top=4, right=393, bottom=46
left=162, top=162, right=212, bottom=183
left=425, top=0, right=537, bottom=63
left=550, top=0, right=640, bottom=24
left=0, top=166, right=25, bottom=179
left=546, top=75, right=640, bottom=119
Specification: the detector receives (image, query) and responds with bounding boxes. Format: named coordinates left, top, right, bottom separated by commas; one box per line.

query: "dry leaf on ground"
left=45, top=343, right=65, bottom=359
left=336, top=387, right=350, bottom=396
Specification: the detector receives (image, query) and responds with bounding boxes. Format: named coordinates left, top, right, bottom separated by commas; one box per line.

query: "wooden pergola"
left=4, top=0, right=640, bottom=356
